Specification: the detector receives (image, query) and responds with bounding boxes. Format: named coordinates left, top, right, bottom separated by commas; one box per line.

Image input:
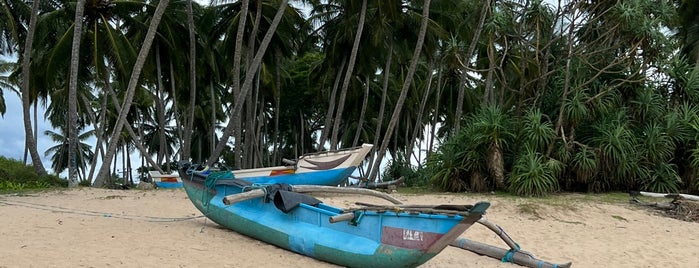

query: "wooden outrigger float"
left=451, top=217, right=572, bottom=268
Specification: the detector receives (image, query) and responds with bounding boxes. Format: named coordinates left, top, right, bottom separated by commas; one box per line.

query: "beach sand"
left=1, top=187, right=697, bottom=267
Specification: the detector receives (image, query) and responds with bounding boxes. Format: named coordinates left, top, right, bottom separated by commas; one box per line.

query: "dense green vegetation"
left=0, top=156, right=67, bottom=191
left=2, top=0, right=699, bottom=196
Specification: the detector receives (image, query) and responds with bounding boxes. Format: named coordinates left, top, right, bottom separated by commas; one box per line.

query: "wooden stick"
left=348, top=177, right=404, bottom=189
left=329, top=213, right=355, bottom=223
left=451, top=238, right=572, bottom=268
left=290, top=185, right=402, bottom=204
left=222, top=185, right=403, bottom=206
left=222, top=189, right=265, bottom=205
left=477, top=217, right=519, bottom=250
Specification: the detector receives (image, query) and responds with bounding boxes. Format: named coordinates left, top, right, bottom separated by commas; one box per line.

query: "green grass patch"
left=0, top=156, right=67, bottom=192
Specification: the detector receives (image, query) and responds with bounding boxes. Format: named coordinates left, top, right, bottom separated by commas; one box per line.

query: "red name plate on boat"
left=381, top=226, right=443, bottom=250
left=269, top=169, right=295, bottom=176
left=161, top=177, right=179, bottom=182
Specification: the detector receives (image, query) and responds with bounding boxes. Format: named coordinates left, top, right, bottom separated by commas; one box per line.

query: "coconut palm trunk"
left=208, top=0, right=289, bottom=166
left=318, top=57, right=346, bottom=150
left=406, top=60, right=435, bottom=161
left=155, top=46, right=167, bottom=166
left=351, top=76, right=370, bottom=147
left=366, top=44, right=392, bottom=180
left=93, top=0, right=170, bottom=187
left=330, top=0, right=368, bottom=150
left=67, top=0, right=87, bottom=187
left=229, top=0, right=250, bottom=167
left=181, top=0, right=197, bottom=161
left=454, top=0, right=491, bottom=133
left=369, top=0, right=431, bottom=182
left=20, top=0, right=47, bottom=176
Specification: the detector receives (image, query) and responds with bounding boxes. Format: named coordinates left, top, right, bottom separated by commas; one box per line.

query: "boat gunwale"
left=298, top=143, right=372, bottom=159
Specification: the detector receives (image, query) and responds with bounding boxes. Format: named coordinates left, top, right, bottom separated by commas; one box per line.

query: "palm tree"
left=20, top=0, right=48, bottom=176
left=369, top=0, right=431, bottom=182
left=44, top=127, right=94, bottom=182
left=454, top=0, right=491, bottom=134
left=94, top=0, right=171, bottom=187
left=676, top=0, right=699, bottom=66
left=328, top=0, right=367, bottom=150
left=181, top=0, right=198, bottom=161
left=208, top=0, right=291, bottom=166
left=0, top=60, right=18, bottom=116
left=67, top=0, right=87, bottom=186
left=0, top=0, right=26, bottom=56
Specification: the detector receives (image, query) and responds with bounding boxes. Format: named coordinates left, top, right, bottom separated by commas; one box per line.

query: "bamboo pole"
left=291, top=185, right=402, bottom=204
left=222, top=189, right=266, bottom=205
left=329, top=213, right=355, bottom=223
left=349, top=177, right=404, bottom=189
left=451, top=238, right=572, bottom=268
left=222, top=185, right=403, bottom=205
left=477, top=217, right=519, bottom=250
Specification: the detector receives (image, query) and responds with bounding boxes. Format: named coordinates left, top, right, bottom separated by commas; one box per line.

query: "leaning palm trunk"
left=20, top=0, right=47, bottom=176
left=406, top=60, right=435, bottom=160
left=366, top=45, right=392, bottom=181
left=106, top=90, right=164, bottom=174
left=351, top=76, right=370, bottom=147
left=208, top=0, right=289, bottom=166
left=369, top=0, right=431, bottom=182
left=93, top=0, right=170, bottom=187
left=318, top=57, right=346, bottom=150
left=330, top=0, right=368, bottom=150
left=81, top=95, right=105, bottom=183
left=455, top=0, right=490, bottom=133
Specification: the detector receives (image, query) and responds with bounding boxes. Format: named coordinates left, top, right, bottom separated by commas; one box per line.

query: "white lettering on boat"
left=402, top=229, right=424, bottom=241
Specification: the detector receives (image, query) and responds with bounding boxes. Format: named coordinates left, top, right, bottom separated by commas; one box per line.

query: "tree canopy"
left=2, top=0, right=699, bottom=195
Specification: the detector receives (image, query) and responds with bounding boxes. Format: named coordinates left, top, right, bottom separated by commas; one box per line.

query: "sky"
left=0, top=87, right=57, bottom=173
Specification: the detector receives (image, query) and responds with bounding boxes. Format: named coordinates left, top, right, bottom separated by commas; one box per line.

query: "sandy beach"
left=1, top=187, right=697, bottom=267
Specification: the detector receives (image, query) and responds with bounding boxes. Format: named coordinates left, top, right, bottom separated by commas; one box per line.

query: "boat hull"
left=182, top=175, right=485, bottom=267
left=234, top=167, right=356, bottom=185
left=149, top=171, right=183, bottom=188
left=153, top=181, right=183, bottom=188
left=181, top=144, right=373, bottom=186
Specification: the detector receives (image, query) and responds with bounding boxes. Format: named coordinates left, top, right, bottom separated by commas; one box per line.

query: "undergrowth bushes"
left=0, top=156, right=66, bottom=191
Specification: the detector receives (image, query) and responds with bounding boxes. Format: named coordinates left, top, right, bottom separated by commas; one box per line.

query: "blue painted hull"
left=179, top=166, right=357, bottom=187
left=181, top=169, right=487, bottom=267
left=154, top=181, right=183, bottom=188
left=240, top=167, right=356, bottom=185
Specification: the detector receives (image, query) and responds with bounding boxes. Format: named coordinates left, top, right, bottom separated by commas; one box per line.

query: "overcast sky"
left=0, top=91, right=57, bottom=173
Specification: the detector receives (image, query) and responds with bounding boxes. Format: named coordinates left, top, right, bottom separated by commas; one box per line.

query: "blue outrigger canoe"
left=183, top=144, right=374, bottom=187
left=179, top=165, right=490, bottom=267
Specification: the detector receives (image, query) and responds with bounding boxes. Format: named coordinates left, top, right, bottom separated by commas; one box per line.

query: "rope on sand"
left=0, top=199, right=204, bottom=222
